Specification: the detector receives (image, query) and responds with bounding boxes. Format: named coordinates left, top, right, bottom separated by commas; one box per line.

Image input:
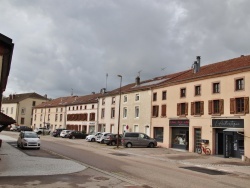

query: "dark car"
left=104, top=134, right=122, bottom=146
left=52, top=128, right=66, bottom=137
left=17, top=126, right=33, bottom=132
left=68, top=131, right=88, bottom=139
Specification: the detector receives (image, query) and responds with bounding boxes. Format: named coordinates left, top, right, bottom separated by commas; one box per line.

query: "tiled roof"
left=160, top=55, right=250, bottom=86
left=34, top=93, right=104, bottom=108
left=2, top=92, right=48, bottom=104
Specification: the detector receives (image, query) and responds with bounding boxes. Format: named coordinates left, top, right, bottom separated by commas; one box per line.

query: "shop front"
left=212, top=119, right=244, bottom=158
left=170, top=119, right=189, bottom=150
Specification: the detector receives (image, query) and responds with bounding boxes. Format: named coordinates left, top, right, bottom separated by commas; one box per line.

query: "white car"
left=34, top=127, right=51, bottom=135
left=60, top=130, right=72, bottom=138
left=96, top=132, right=111, bottom=144
left=86, top=132, right=101, bottom=142
left=17, top=131, right=41, bottom=149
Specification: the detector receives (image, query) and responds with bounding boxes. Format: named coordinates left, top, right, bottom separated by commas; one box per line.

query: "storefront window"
left=172, top=128, right=187, bottom=145
left=154, top=127, right=163, bottom=142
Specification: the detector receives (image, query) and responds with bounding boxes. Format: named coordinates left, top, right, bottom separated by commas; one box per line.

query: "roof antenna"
left=138, top=70, right=142, bottom=77
left=71, top=88, right=73, bottom=96
left=106, top=73, right=108, bottom=91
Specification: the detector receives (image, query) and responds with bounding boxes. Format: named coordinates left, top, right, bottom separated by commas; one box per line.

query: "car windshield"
left=24, top=133, right=38, bottom=138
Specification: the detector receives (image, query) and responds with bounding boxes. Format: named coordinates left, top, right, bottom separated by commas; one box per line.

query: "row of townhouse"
left=31, top=55, right=250, bottom=159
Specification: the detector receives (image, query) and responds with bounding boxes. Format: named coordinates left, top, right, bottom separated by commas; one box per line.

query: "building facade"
left=2, top=93, right=47, bottom=127
left=151, top=55, right=250, bottom=159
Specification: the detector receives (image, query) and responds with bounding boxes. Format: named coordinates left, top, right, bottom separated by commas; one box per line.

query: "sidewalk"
left=0, top=134, right=86, bottom=177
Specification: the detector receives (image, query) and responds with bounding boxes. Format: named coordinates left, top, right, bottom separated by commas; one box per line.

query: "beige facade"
left=33, top=106, right=67, bottom=130
left=152, top=69, right=250, bottom=158
left=120, top=91, right=152, bottom=135
left=2, top=93, right=48, bottom=127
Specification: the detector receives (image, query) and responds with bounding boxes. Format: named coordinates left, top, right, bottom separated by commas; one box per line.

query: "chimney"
left=196, top=56, right=201, bottom=72
left=135, top=76, right=140, bottom=86
left=193, top=61, right=198, bottom=73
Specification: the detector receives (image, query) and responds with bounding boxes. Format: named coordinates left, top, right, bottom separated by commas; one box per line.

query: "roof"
left=34, top=93, right=104, bottom=108
left=158, top=55, right=250, bottom=87
left=2, top=92, right=48, bottom=104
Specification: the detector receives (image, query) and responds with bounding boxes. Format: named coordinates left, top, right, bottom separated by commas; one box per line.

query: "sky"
left=1, top=0, right=250, bottom=99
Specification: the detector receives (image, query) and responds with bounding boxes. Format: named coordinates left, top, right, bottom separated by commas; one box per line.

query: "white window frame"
left=135, top=106, right=139, bottom=118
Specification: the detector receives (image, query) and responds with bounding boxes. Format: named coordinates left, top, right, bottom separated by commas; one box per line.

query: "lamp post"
left=117, top=75, right=122, bottom=148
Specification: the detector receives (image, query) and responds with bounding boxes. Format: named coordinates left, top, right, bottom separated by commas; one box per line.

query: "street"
left=1, top=131, right=250, bottom=188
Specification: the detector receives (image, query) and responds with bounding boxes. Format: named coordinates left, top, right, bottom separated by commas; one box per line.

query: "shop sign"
left=169, top=120, right=189, bottom=127
left=212, top=119, right=244, bottom=128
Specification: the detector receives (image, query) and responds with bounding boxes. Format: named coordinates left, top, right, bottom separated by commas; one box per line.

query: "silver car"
left=121, top=132, right=157, bottom=148
left=17, top=131, right=41, bottom=149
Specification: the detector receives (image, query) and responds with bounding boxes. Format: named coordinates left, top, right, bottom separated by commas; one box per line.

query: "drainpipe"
left=96, top=97, right=99, bottom=134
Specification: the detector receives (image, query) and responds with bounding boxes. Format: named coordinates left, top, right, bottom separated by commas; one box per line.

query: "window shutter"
left=244, top=97, right=249, bottom=114
left=230, top=98, right=235, bottom=114
left=208, top=100, right=212, bottom=115
left=161, top=104, right=166, bottom=116
left=200, top=101, right=204, bottom=115
left=177, top=103, right=180, bottom=116
left=220, top=99, right=224, bottom=114
left=185, top=103, right=188, bottom=115
left=156, top=106, right=159, bottom=117
left=191, top=102, right=194, bottom=115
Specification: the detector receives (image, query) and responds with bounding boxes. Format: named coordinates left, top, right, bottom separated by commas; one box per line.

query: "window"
left=134, top=125, right=139, bottom=132
left=11, top=107, right=13, bottom=114
left=154, top=127, right=163, bottom=142
left=85, top=105, right=87, bottom=109
left=135, top=94, right=140, bottom=101
left=90, top=113, right=95, bottom=121
left=208, top=99, right=224, bottom=115
left=83, top=113, right=88, bottom=121
left=80, top=106, right=82, bottom=110
left=55, top=114, right=58, bottom=121
left=162, top=91, right=167, bottom=100
left=102, top=98, right=105, bottom=105
left=101, top=108, right=105, bottom=118
left=32, top=101, right=36, bottom=106
left=230, top=97, right=249, bottom=114
left=180, top=88, right=186, bottom=98
left=195, top=85, right=201, bottom=96
left=60, top=114, right=62, bottom=121
left=152, top=105, right=159, bottom=117
left=153, top=93, right=157, bottom=101
left=191, top=101, right=204, bottom=115
left=92, top=105, right=94, bottom=109
left=235, top=78, right=244, bottom=91
left=177, top=103, right=188, bottom=116
left=161, top=104, right=167, bottom=117
left=34, top=115, right=36, bottom=121
left=21, top=108, right=25, bottom=115
left=56, top=108, right=58, bottom=112
left=6, top=107, right=8, bottom=114
left=112, top=97, right=116, bottom=104
left=213, top=82, right=220, bottom=93
left=111, top=108, right=115, bottom=118
left=61, top=108, right=63, bottom=112
left=48, top=114, right=50, bottom=121
left=123, top=107, right=127, bottom=118
left=40, top=115, right=42, bottom=121
left=21, top=118, right=25, bottom=124
left=68, top=107, right=70, bottom=111
left=48, top=109, right=50, bottom=113
left=135, top=106, right=139, bottom=118
left=124, top=95, right=127, bottom=102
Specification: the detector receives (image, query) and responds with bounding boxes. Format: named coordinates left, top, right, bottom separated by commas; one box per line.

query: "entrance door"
left=215, top=129, right=224, bottom=155
left=194, top=128, right=201, bottom=153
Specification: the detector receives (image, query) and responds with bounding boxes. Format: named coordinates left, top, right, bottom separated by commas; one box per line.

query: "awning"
left=223, top=128, right=244, bottom=132
left=0, top=112, right=16, bottom=132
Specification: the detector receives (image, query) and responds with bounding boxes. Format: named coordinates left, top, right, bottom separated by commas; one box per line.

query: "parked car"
left=52, top=128, right=66, bottom=137
left=68, top=131, right=88, bottom=139
left=85, top=132, right=101, bottom=142
left=17, top=126, right=33, bottom=132
left=96, top=132, right=111, bottom=144
left=34, top=127, right=51, bottom=135
left=17, top=131, right=41, bottom=149
left=121, top=132, right=157, bottom=148
left=60, top=130, right=73, bottom=138
left=10, top=125, right=19, bottom=131
left=104, top=134, right=122, bottom=146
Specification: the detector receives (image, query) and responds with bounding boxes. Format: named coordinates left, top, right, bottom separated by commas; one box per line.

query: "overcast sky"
left=1, top=0, right=250, bottom=99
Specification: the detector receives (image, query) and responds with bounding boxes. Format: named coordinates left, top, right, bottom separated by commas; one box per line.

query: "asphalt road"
left=1, top=132, right=250, bottom=188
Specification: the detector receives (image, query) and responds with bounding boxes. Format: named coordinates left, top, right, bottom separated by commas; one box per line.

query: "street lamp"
left=117, top=75, right=122, bottom=148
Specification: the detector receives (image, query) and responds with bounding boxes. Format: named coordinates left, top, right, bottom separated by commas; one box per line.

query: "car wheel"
left=148, top=143, right=155, bottom=148
left=20, top=143, right=24, bottom=149
left=126, top=142, right=132, bottom=148
left=111, top=141, right=116, bottom=146
left=101, top=139, right=104, bottom=144
left=91, top=138, right=95, bottom=142
left=17, top=142, right=19, bottom=148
